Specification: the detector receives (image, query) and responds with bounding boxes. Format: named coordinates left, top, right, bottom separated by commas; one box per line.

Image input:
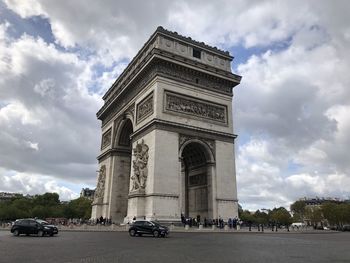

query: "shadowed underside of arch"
left=181, top=142, right=211, bottom=219
left=118, top=119, right=133, bottom=147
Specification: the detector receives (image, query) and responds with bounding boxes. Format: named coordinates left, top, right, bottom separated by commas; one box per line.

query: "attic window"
left=192, top=48, right=201, bottom=59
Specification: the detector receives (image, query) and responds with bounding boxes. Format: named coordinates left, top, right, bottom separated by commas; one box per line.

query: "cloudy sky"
left=0, top=0, right=349, bottom=210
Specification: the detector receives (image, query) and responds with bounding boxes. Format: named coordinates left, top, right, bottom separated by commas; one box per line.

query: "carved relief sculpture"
left=165, top=91, right=227, bottom=124
left=94, top=165, right=106, bottom=203
left=101, top=129, right=111, bottom=149
left=136, top=93, right=154, bottom=123
left=130, top=140, right=149, bottom=191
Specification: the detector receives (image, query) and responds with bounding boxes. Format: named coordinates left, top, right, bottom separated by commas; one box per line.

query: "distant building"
left=299, top=197, right=347, bottom=207
left=299, top=197, right=349, bottom=227
left=80, top=188, right=95, bottom=201
left=0, top=192, right=31, bottom=202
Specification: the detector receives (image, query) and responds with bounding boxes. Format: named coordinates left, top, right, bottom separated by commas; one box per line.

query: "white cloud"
left=0, top=23, right=101, bottom=187
left=1, top=171, right=79, bottom=200
left=34, top=78, right=55, bottom=97
left=1, top=1, right=350, bottom=208
left=3, top=0, right=44, bottom=18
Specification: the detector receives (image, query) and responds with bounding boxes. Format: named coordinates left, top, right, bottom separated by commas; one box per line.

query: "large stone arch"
left=93, top=27, right=240, bottom=224
left=107, top=115, right=135, bottom=223
left=179, top=138, right=215, bottom=164
left=179, top=137, right=216, bottom=222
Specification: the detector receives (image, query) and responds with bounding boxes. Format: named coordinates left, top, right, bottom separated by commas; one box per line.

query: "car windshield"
left=36, top=219, right=49, bottom=225
left=150, top=221, right=161, bottom=226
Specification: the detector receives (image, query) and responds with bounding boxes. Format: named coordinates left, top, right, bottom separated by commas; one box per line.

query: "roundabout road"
left=0, top=230, right=349, bottom=263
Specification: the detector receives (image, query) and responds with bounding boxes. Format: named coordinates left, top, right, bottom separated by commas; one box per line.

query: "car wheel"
left=37, top=230, right=44, bottom=237
left=13, top=229, right=19, bottom=236
left=153, top=230, right=159, bottom=237
left=49, top=232, right=54, bottom=237
left=129, top=229, right=136, bottom=237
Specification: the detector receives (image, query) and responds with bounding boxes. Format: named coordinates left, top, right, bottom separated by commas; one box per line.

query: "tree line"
left=239, top=207, right=293, bottom=228
left=0, top=193, right=92, bottom=221
left=290, top=200, right=350, bottom=228
left=239, top=200, right=350, bottom=230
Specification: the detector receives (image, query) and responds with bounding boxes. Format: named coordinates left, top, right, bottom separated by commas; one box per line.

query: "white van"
left=291, top=222, right=305, bottom=227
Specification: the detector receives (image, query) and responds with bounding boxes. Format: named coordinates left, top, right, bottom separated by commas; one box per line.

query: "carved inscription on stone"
left=101, top=129, right=111, bottom=149
left=136, top=93, right=153, bottom=123
left=94, top=165, right=106, bottom=203
left=130, top=140, right=149, bottom=192
left=165, top=91, right=227, bottom=124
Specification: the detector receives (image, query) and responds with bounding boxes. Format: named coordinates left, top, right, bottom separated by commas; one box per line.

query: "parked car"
left=129, top=220, right=169, bottom=237
left=342, top=225, right=350, bottom=231
left=10, top=218, right=58, bottom=237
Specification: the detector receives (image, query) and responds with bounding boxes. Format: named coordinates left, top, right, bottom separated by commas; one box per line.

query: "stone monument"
left=91, top=26, right=242, bottom=223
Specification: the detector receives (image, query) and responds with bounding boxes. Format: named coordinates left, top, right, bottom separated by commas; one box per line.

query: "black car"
left=129, top=220, right=169, bottom=237
left=342, top=225, right=350, bottom=231
left=11, top=219, right=59, bottom=237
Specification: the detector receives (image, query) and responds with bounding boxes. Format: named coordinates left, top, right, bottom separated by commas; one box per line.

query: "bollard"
left=212, top=225, right=216, bottom=230
left=236, top=225, right=240, bottom=230
left=185, top=224, right=190, bottom=230
left=224, top=225, right=229, bottom=231
left=199, top=224, right=203, bottom=230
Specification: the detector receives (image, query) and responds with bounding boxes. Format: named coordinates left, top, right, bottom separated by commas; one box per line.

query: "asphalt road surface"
left=0, top=230, right=349, bottom=263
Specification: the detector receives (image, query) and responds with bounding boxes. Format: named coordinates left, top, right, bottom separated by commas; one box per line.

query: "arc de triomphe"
left=91, top=27, right=241, bottom=223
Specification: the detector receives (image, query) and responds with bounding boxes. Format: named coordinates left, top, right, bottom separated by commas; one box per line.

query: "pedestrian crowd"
left=180, top=213, right=240, bottom=229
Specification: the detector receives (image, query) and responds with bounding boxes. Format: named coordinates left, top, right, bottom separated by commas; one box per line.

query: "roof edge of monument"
left=156, top=26, right=232, bottom=59
left=103, top=26, right=234, bottom=100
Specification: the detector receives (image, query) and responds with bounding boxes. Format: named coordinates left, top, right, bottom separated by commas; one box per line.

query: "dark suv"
left=11, top=219, right=58, bottom=237
left=129, top=220, right=169, bottom=237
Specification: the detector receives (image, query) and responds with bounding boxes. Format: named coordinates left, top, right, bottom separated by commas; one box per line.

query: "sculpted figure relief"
left=136, top=93, right=153, bottom=123
left=94, top=165, right=106, bottom=202
left=166, top=92, right=227, bottom=123
left=130, top=140, right=149, bottom=192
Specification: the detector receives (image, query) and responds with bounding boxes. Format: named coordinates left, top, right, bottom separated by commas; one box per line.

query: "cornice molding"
left=98, top=56, right=239, bottom=123
left=131, top=118, right=237, bottom=144
left=97, top=148, right=131, bottom=162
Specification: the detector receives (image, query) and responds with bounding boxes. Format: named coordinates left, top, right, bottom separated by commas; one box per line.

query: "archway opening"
left=118, top=119, right=133, bottom=147
left=115, top=119, right=133, bottom=220
left=181, top=142, right=211, bottom=221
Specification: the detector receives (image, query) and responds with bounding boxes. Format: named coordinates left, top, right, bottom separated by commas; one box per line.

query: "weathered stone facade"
left=91, top=27, right=241, bottom=223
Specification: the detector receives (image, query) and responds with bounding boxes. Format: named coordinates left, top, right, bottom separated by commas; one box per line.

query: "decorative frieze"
left=136, top=92, right=154, bottom=124
left=165, top=91, right=227, bottom=124
left=101, top=129, right=111, bottom=149
left=100, top=57, right=236, bottom=126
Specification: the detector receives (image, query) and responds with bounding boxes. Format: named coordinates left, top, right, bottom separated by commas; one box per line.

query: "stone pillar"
left=207, top=163, right=217, bottom=220
left=108, top=152, right=131, bottom=223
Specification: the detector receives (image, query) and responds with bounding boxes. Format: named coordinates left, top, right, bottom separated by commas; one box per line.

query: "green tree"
left=64, top=197, right=92, bottom=219
left=239, top=210, right=254, bottom=223
left=305, top=206, right=323, bottom=228
left=253, top=210, right=269, bottom=225
left=270, top=207, right=292, bottom=230
left=33, top=193, right=60, bottom=207
left=290, top=200, right=306, bottom=221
